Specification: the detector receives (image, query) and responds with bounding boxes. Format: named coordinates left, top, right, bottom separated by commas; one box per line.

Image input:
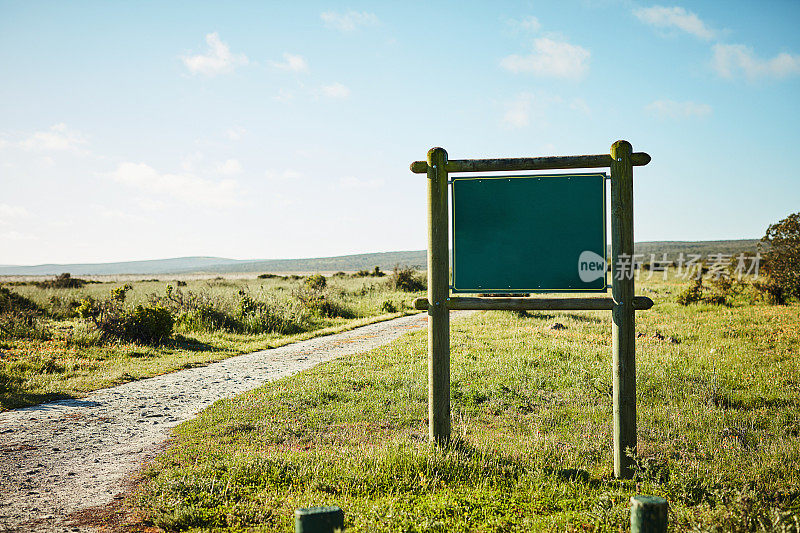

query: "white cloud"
left=0, top=230, right=36, bottom=242
left=646, top=99, right=712, bottom=118
left=216, top=159, right=242, bottom=176
left=224, top=127, right=246, bottom=141
left=269, top=53, right=308, bottom=73
left=338, top=176, right=383, bottom=189
left=503, top=94, right=534, bottom=128
left=634, top=6, right=714, bottom=40
left=712, top=44, right=800, bottom=81
left=273, top=89, right=295, bottom=102
left=0, top=204, right=30, bottom=221
left=19, top=123, right=88, bottom=154
left=321, top=82, right=351, bottom=98
left=500, top=37, right=590, bottom=79
left=321, top=10, right=378, bottom=32
left=182, top=32, right=249, bottom=76
left=111, top=162, right=240, bottom=208
left=569, top=98, right=591, bottom=114
left=501, top=93, right=564, bottom=128
left=509, top=16, right=541, bottom=32
left=265, top=169, right=303, bottom=181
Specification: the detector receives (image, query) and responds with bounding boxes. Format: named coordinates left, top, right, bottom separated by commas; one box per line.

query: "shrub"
left=0, top=286, right=49, bottom=340
left=38, top=272, right=89, bottom=289
left=303, top=274, right=327, bottom=291
left=238, top=290, right=312, bottom=334
left=353, top=266, right=385, bottom=278
left=78, top=285, right=173, bottom=344
left=761, top=212, right=800, bottom=301
left=676, top=277, right=733, bottom=306
left=176, top=304, right=239, bottom=333
left=388, top=266, right=426, bottom=292
left=380, top=300, right=398, bottom=313
left=47, top=294, right=83, bottom=319
left=124, top=305, right=174, bottom=344
left=294, top=288, right=355, bottom=319
left=257, top=273, right=284, bottom=280
left=0, top=286, right=41, bottom=314
left=753, top=280, right=787, bottom=305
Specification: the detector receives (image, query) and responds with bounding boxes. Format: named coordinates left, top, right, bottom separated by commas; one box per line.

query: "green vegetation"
left=761, top=212, right=800, bottom=304
left=0, top=273, right=424, bottom=409
left=129, top=272, right=800, bottom=531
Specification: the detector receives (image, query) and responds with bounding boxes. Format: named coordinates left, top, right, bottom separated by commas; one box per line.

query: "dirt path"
left=0, top=312, right=467, bottom=532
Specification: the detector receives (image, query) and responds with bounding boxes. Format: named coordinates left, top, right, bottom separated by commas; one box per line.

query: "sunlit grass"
left=130, top=274, right=800, bottom=531
left=0, top=275, right=423, bottom=409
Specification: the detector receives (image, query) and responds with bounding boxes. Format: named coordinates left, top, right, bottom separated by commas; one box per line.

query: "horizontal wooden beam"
left=412, top=296, right=654, bottom=311
left=409, top=152, right=651, bottom=174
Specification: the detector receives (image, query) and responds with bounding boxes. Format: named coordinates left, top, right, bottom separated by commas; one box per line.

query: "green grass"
left=0, top=275, right=423, bottom=409
left=128, top=275, right=800, bottom=531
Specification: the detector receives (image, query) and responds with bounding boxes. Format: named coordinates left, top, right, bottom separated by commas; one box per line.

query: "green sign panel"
left=452, top=173, right=607, bottom=293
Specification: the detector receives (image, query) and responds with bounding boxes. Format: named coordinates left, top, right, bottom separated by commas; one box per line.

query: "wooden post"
left=630, top=496, right=668, bottom=533
left=427, top=147, right=450, bottom=443
left=610, top=140, right=636, bottom=478
left=295, top=506, right=344, bottom=533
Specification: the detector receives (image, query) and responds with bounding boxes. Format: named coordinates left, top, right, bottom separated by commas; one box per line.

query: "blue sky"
left=1, top=0, right=798, bottom=264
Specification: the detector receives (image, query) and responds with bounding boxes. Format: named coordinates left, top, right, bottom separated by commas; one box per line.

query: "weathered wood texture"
left=630, top=496, right=668, bottom=533
left=409, top=152, right=650, bottom=174
left=411, top=296, right=654, bottom=311
left=611, top=140, right=637, bottom=479
left=426, top=147, right=451, bottom=444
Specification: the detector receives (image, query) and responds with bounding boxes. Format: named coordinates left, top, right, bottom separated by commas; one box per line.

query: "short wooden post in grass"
left=427, top=147, right=451, bottom=443
left=295, top=506, right=344, bottom=533
left=610, top=140, right=637, bottom=478
left=630, top=495, right=668, bottom=533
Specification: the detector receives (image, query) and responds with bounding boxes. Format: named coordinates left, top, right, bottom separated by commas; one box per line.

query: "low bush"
left=37, top=272, right=89, bottom=289
left=124, top=305, right=174, bottom=344
left=353, top=266, right=385, bottom=278
left=0, top=286, right=50, bottom=340
left=294, top=288, right=355, bottom=319
left=303, top=274, right=327, bottom=291
left=78, top=285, right=173, bottom=344
left=388, top=266, right=426, bottom=292
left=753, top=279, right=786, bottom=305
left=257, top=273, right=284, bottom=280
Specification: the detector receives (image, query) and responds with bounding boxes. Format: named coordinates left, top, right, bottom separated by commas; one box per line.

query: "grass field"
left=120, top=272, right=800, bottom=531
left=0, top=272, right=423, bottom=410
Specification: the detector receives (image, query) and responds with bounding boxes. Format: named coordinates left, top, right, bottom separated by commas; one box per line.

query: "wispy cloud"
left=269, top=53, right=308, bottom=73
left=713, top=43, right=800, bottom=81
left=111, top=162, right=240, bottom=208
left=216, top=159, right=242, bottom=176
left=19, top=123, right=89, bottom=154
left=646, top=99, right=712, bottom=118
left=321, top=10, right=378, bottom=32
left=502, top=92, right=566, bottom=128
left=265, top=169, right=303, bottom=181
left=634, top=6, right=714, bottom=40
left=321, top=82, right=351, bottom=98
left=0, top=204, right=30, bottom=225
left=500, top=37, right=590, bottom=79
left=507, top=16, right=541, bottom=33
left=182, top=32, right=249, bottom=76
left=224, top=127, right=246, bottom=141
left=0, top=230, right=36, bottom=242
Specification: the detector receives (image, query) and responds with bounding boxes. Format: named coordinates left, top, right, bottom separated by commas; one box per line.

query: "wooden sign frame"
left=409, top=140, right=652, bottom=479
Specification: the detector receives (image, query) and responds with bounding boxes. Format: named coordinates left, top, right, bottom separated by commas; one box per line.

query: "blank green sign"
left=452, top=173, right=606, bottom=293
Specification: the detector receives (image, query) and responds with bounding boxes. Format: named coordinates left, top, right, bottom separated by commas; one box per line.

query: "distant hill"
left=0, top=240, right=762, bottom=276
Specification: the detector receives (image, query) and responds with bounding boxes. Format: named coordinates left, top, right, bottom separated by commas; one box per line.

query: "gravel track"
left=0, top=312, right=460, bottom=532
